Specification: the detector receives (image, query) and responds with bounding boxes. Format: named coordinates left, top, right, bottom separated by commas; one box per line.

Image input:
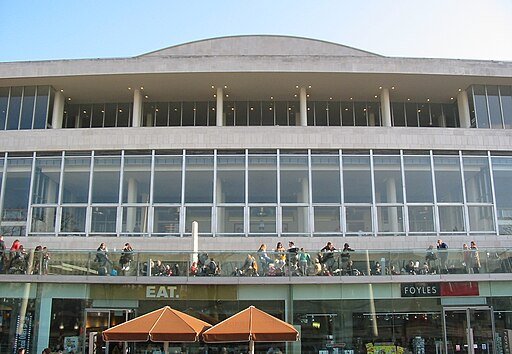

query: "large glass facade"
left=0, top=86, right=52, bottom=130
left=468, top=85, right=512, bottom=129
left=0, top=149, right=507, bottom=237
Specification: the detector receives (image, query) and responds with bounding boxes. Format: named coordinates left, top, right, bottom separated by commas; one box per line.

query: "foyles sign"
left=401, top=283, right=440, bottom=297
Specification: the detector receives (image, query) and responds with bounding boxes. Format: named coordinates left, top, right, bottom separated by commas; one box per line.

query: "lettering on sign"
left=401, top=283, right=440, bottom=297
left=146, top=285, right=179, bottom=299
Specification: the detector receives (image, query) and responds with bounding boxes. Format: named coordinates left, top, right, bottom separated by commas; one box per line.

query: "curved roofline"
left=136, top=34, right=384, bottom=58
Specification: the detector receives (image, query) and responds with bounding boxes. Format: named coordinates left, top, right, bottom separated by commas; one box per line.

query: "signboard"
left=13, top=313, right=33, bottom=354
left=401, top=283, right=440, bottom=297
left=64, top=337, right=79, bottom=353
left=440, top=282, right=479, bottom=296
left=90, top=284, right=237, bottom=300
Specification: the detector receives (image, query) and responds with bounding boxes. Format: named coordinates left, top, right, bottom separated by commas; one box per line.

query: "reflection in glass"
left=373, top=155, right=403, bottom=203
left=122, top=156, right=151, bottom=203
left=314, top=207, right=341, bottom=233
left=311, top=155, right=340, bottom=203
left=153, top=207, right=180, bottom=234
left=217, top=156, right=245, bottom=203
left=91, top=156, right=121, bottom=203
left=487, top=85, right=502, bottom=129
left=217, top=207, right=244, bottom=234
left=468, top=206, right=494, bottom=232
left=91, top=207, right=117, bottom=233
left=433, top=156, right=463, bottom=202
left=185, top=207, right=211, bottom=233
left=438, top=206, right=465, bottom=232
left=463, top=157, right=492, bottom=203
left=32, top=158, right=61, bottom=204
left=282, top=206, right=309, bottom=234
left=473, top=85, right=489, bottom=128
left=377, top=206, right=403, bottom=233
left=6, top=87, right=22, bottom=130
left=31, top=207, right=57, bottom=232
left=343, top=155, right=372, bottom=203
left=345, top=206, right=372, bottom=234
left=20, top=86, right=35, bottom=129
left=122, top=206, right=148, bottom=234
left=500, top=86, right=512, bottom=128
left=492, top=157, right=512, bottom=234
left=249, top=207, right=276, bottom=234
left=404, top=156, right=434, bottom=202
left=408, top=206, right=434, bottom=232
left=248, top=156, right=277, bottom=203
left=0, top=87, right=9, bottom=130
left=2, top=158, right=32, bottom=222
left=62, top=157, right=90, bottom=203
left=153, top=155, right=182, bottom=203
left=185, top=155, right=214, bottom=203
left=280, top=155, right=309, bottom=203
left=61, top=207, right=86, bottom=233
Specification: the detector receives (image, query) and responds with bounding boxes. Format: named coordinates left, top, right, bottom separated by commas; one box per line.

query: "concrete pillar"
left=51, top=91, right=64, bottom=129
left=132, top=89, right=143, bottom=127
left=380, top=88, right=392, bottom=127
left=35, top=296, right=52, bottom=353
left=216, top=87, right=224, bottom=126
left=386, top=178, right=399, bottom=232
left=457, top=90, right=471, bottom=128
left=299, top=87, right=307, bottom=126
left=126, top=178, right=138, bottom=232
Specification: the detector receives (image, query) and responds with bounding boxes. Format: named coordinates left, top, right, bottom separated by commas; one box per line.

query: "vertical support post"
left=381, top=88, right=392, bottom=127
left=457, top=90, right=471, bottom=128
left=216, top=87, right=224, bottom=126
left=132, top=89, right=143, bottom=127
left=299, top=87, right=307, bottom=126
left=51, top=91, right=65, bottom=129
left=192, top=220, right=199, bottom=264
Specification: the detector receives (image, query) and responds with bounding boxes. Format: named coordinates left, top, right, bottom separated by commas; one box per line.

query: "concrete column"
left=35, top=296, right=52, bottom=353
left=457, top=90, right=471, bottom=128
left=216, top=87, right=224, bottom=126
left=126, top=178, right=138, bottom=232
left=386, top=178, right=399, bottom=232
left=380, top=88, right=392, bottom=127
left=132, top=89, right=143, bottom=127
left=299, top=87, right=307, bottom=126
left=51, top=91, right=64, bottom=129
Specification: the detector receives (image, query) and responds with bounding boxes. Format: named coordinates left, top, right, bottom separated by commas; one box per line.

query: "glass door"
left=443, top=307, right=495, bottom=354
left=84, top=308, right=136, bottom=354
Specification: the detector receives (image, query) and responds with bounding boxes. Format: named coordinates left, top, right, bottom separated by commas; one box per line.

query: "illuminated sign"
left=401, top=283, right=440, bottom=297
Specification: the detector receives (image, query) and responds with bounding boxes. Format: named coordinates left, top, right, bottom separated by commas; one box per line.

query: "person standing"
left=470, top=241, right=481, bottom=274
left=437, top=239, right=449, bottom=274
left=462, top=243, right=472, bottom=273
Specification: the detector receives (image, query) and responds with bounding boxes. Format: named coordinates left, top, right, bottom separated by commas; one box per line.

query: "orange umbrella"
left=202, top=306, right=299, bottom=354
left=102, top=306, right=211, bottom=343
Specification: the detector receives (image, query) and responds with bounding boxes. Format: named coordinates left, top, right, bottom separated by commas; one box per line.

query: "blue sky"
left=1, top=0, right=511, bottom=62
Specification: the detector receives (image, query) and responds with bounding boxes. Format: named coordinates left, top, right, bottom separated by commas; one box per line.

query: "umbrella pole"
left=249, top=339, right=255, bottom=354
left=163, top=341, right=169, bottom=354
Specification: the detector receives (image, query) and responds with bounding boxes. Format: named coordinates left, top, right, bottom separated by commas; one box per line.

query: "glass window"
left=153, top=155, right=182, bottom=203
left=341, top=102, right=354, bottom=126
left=6, top=86, right=22, bottom=130
left=288, top=101, right=298, bottom=126
left=343, top=155, right=372, bottom=203
left=417, top=103, right=430, bottom=127
left=224, top=101, right=234, bottom=126
left=314, top=101, right=328, bottom=126
left=90, top=206, right=117, bottom=233
left=274, top=101, right=288, bottom=126
left=185, top=155, right=214, bottom=203
left=235, top=101, right=248, bottom=126
left=392, top=102, right=405, bottom=126
left=185, top=206, right=211, bottom=233
left=443, top=103, right=459, bottom=128
left=217, top=155, right=245, bottom=203
left=31, top=206, right=56, bottom=232
left=32, top=157, right=61, bottom=204
left=430, top=103, right=443, bottom=127
left=122, top=206, right=149, bottom=234
left=500, top=86, right=512, bottom=128
left=367, top=102, right=380, bottom=126
left=463, top=157, right=492, bottom=203
left=311, top=155, right=341, bottom=203
left=20, top=86, right=35, bottom=129
left=354, top=102, right=367, bottom=126
left=282, top=206, right=309, bottom=234
left=491, top=157, right=512, bottom=234
left=60, top=206, right=86, bottom=233
left=473, top=85, right=489, bottom=128
left=487, top=85, right=503, bottom=129
left=91, top=156, right=121, bottom=203
left=328, top=101, right=341, bottom=126
left=373, top=155, right=403, bottom=203
left=155, top=102, right=170, bottom=126
left=468, top=88, right=477, bottom=128
left=405, top=102, right=418, bottom=127
left=122, top=156, right=151, bottom=203
left=216, top=206, right=244, bottom=234
left=307, top=102, right=314, bottom=126
left=33, top=86, right=49, bottom=129
left=248, top=155, right=277, bottom=203
left=0, top=87, right=9, bottom=130
left=408, top=206, right=434, bottom=232
left=280, top=154, right=309, bottom=203
left=249, top=206, right=276, bottom=234
left=468, top=206, right=494, bottom=232
left=195, top=102, right=208, bottom=126
left=376, top=206, right=403, bottom=233
left=433, top=156, right=463, bottom=202
left=169, top=102, right=181, bottom=126
left=346, top=206, right=372, bottom=234
left=153, top=206, right=180, bottom=234
left=79, top=104, right=91, bottom=128
left=248, top=101, right=261, bottom=126
left=313, top=206, right=341, bottom=233
left=438, top=206, right=465, bottom=232
left=62, top=156, right=90, bottom=203
left=2, top=158, right=32, bottom=222
left=104, top=103, right=116, bottom=127
left=403, top=156, right=434, bottom=203
left=91, top=103, right=104, bottom=128
left=262, top=101, right=274, bottom=126
left=116, top=103, right=131, bottom=127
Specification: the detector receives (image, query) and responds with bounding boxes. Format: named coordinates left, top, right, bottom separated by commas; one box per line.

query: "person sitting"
left=274, top=242, right=286, bottom=270
left=206, top=258, right=220, bottom=276
left=189, top=261, right=198, bottom=276
left=320, top=242, right=337, bottom=274
left=241, top=254, right=258, bottom=276
left=404, top=260, right=416, bottom=275
left=153, top=260, right=167, bottom=276
left=9, top=245, right=28, bottom=274
left=119, top=243, right=133, bottom=272
left=344, top=260, right=360, bottom=276
left=371, top=261, right=382, bottom=275
left=257, top=244, right=272, bottom=275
